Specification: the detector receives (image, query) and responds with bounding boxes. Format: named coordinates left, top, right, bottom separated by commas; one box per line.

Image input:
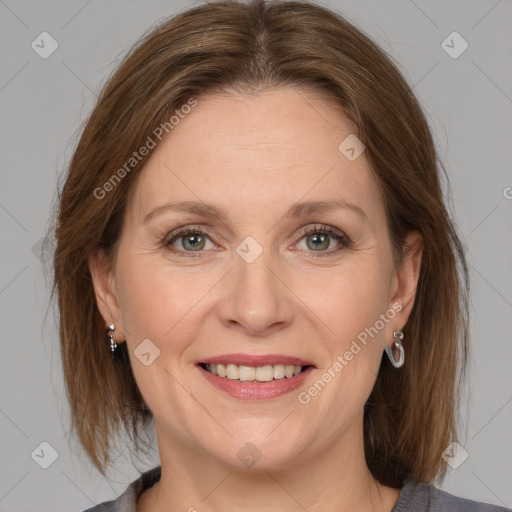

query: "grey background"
left=1, top=0, right=511, bottom=510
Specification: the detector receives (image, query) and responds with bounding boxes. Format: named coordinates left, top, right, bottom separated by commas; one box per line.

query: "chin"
left=203, top=426, right=310, bottom=473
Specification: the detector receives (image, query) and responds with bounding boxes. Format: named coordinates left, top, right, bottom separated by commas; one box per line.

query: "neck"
left=137, top=419, right=401, bottom=512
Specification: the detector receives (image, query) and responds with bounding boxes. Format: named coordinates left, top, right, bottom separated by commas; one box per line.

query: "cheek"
left=115, top=252, right=192, bottom=351
left=294, top=255, right=392, bottom=412
left=115, top=249, right=229, bottom=375
left=297, top=257, right=391, bottom=349
left=115, top=255, right=201, bottom=420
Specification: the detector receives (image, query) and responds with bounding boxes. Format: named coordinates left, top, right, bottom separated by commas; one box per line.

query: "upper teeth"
left=206, top=363, right=302, bottom=381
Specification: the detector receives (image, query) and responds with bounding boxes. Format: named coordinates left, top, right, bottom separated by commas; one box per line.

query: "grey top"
left=82, top=465, right=510, bottom=511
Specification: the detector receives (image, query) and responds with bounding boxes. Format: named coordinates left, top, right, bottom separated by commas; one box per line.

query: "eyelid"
left=161, top=223, right=350, bottom=257
left=161, top=224, right=217, bottom=247
left=295, top=224, right=347, bottom=242
left=290, top=224, right=350, bottom=257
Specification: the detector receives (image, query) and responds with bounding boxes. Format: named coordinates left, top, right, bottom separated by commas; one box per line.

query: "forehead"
left=128, top=87, right=384, bottom=228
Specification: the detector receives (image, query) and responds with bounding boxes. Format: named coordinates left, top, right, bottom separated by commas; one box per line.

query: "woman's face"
left=91, top=87, right=421, bottom=471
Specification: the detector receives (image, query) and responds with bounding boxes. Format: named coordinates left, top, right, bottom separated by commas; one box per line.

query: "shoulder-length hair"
left=50, top=0, right=469, bottom=485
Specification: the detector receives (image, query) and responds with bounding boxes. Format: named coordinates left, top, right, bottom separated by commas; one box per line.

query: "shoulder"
left=393, top=479, right=510, bottom=512
left=80, top=466, right=161, bottom=512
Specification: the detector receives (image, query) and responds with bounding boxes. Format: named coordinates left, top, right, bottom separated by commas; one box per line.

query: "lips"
left=199, top=353, right=314, bottom=367
left=196, top=353, right=315, bottom=400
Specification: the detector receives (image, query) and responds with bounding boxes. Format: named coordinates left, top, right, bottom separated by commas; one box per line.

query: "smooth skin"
left=89, top=87, right=423, bottom=512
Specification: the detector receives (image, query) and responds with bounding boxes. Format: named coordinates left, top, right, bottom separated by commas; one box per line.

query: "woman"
left=50, top=0, right=509, bottom=510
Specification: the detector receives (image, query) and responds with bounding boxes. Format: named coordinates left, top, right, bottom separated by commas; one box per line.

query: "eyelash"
left=160, top=224, right=351, bottom=259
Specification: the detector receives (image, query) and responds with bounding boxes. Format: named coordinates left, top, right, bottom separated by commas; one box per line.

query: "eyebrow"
left=143, top=199, right=368, bottom=224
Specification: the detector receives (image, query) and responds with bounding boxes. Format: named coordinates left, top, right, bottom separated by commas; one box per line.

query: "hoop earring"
left=385, top=328, right=404, bottom=368
left=108, top=324, right=117, bottom=355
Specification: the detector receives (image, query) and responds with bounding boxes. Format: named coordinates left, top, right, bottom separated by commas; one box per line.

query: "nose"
left=216, top=242, right=294, bottom=338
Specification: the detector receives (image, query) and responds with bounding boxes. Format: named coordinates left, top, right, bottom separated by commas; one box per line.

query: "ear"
left=88, top=250, right=126, bottom=343
left=388, top=230, right=423, bottom=330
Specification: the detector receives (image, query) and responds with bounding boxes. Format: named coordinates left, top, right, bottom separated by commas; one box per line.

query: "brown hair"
left=50, top=0, right=469, bottom=486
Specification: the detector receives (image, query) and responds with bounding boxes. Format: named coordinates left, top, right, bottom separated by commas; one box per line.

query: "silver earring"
left=108, top=324, right=117, bottom=354
left=385, top=328, right=404, bottom=368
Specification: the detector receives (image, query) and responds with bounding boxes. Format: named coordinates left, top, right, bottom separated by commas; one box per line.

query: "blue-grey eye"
left=305, top=232, right=331, bottom=251
left=181, top=233, right=206, bottom=251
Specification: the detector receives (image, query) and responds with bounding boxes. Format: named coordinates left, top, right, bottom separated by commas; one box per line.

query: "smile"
left=196, top=354, right=315, bottom=400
